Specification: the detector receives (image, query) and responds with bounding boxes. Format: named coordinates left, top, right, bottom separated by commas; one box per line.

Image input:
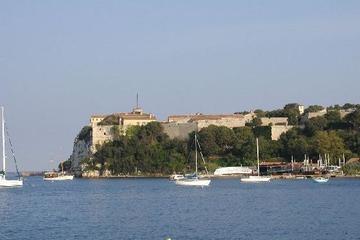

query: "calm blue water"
left=1, top=177, right=360, bottom=240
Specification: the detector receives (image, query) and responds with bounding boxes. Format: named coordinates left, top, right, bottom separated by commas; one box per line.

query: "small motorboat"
left=169, top=174, right=185, bottom=181
left=313, top=177, right=329, bottom=183
left=240, top=175, right=271, bottom=183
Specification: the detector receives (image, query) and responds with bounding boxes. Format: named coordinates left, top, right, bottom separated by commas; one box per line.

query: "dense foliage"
left=84, top=122, right=189, bottom=175
left=84, top=104, right=360, bottom=175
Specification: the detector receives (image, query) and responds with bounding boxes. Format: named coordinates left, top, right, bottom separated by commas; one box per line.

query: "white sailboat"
left=175, top=133, right=211, bottom=187
left=0, top=107, right=23, bottom=188
left=240, top=138, right=271, bottom=183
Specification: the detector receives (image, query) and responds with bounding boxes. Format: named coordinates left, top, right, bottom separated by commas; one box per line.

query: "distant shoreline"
left=79, top=174, right=360, bottom=180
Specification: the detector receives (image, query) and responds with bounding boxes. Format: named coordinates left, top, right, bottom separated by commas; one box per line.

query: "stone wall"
left=90, top=109, right=156, bottom=152
left=167, top=113, right=255, bottom=130
left=260, top=117, right=288, bottom=126
left=306, top=109, right=327, bottom=119
left=91, top=125, right=114, bottom=152
left=162, top=122, right=198, bottom=140
left=271, top=125, right=293, bottom=140
left=339, top=109, right=355, bottom=119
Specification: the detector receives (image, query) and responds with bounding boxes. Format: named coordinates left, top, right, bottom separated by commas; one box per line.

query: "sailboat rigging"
left=0, top=106, right=23, bottom=187
left=240, top=138, right=271, bottom=183
left=175, top=133, right=211, bottom=187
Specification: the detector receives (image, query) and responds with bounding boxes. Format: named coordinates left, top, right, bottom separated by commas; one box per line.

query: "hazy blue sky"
left=1, top=1, right=359, bottom=171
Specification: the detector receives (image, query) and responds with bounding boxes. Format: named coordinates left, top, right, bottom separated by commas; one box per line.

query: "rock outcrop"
left=69, top=126, right=92, bottom=176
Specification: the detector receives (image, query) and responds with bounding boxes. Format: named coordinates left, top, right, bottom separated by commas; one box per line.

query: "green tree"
left=254, top=109, right=266, bottom=118
left=305, top=105, right=324, bottom=113
left=325, top=110, right=341, bottom=123
left=232, top=127, right=256, bottom=164
left=345, top=110, right=360, bottom=130
left=279, top=129, right=309, bottom=160
left=304, top=116, right=328, bottom=136
left=311, top=131, right=349, bottom=164
left=245, top=117, right=262, bottom=127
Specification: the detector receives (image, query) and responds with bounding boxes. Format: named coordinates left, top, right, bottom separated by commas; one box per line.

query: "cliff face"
left=69, top=126, right=92, bottom=176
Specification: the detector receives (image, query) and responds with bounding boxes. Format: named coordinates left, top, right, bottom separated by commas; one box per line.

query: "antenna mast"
left=136, top=93, right=139, bottom=108
left=256, top=138, right=259, bottom=176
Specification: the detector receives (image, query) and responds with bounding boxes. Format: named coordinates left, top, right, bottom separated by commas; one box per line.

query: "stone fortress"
left=162, top=113, right=290, bottom=141
left=90, top=106, right=156, bottom=152
left=69, top=102, right=358, bottom=173
left=90, top=104, right=294, bottom=153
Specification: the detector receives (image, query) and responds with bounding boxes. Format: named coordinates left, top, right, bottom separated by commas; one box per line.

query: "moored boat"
left=43, top=161, right=74, bottom=181
left=240, top=138, right=271, bottom=183
left=214, top=166, right=252, bottom=176
left=0, top=106, right=23, bottom=188
left=313, top=176, right=329, bottom=183
left=175, top=133, right=211, bottom=187
left=241, top=175, right=271, bottom=182
left=43, top=172, right=74, bottom=181
left=175, top=178, right=211, bottom=186
left=169, top=174, right=185, bottom=181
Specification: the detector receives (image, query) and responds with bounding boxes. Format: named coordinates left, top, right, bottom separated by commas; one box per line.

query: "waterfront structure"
left=90, top=106, right=156, bottom=152
left=168, top=112, right=255, bottom=129
left=91, top=109, right=293, bottom=151
left=163, top=112, right=255, bottom=140
left=164, top=113, right=291, bottom=140
left=260, top=117, right=288, bottom=126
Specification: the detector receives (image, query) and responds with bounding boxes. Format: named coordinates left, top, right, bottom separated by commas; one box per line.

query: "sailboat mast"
left=195, top=133, right=198, bottom=176
left=256, top=137, right=259, bottom=176
left=1, top=106, right=5, bottom=173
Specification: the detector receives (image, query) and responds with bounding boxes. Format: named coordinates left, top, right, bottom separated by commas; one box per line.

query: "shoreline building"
left=162, top=113, right=292, bottom=141
left=162, top=113, right=255, bottom=140
left=90, top=106, right=156, bottom=152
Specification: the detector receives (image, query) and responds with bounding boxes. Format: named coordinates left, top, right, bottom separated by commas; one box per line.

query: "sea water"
left=1, top=177, right=359, bottom=240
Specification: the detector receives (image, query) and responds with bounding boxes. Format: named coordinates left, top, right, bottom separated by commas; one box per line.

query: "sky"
left=0, top=0, right=359, bottom=171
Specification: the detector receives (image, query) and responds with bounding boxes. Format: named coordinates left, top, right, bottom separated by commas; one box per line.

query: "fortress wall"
left=196, top=118, right=247, bottom=130
left=91, top=125, right=114, bottom=152
left=271, top=125, right=293, bottom=140
left=261, top=117, right=288, bottom=126
left=162, top=122, right=198, bottom=140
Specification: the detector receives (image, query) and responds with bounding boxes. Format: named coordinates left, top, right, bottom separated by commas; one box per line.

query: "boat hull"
left=175, top=179, right=211, bottom=186
left=214, top=166, right=252, bottom=176
left=43, top=175, right=74, bottom=181
left=313, top=177, right=329, bottom=183
left=0, top=179, right=23, bottom=187
left=240, top=176, right=271, bottom=183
